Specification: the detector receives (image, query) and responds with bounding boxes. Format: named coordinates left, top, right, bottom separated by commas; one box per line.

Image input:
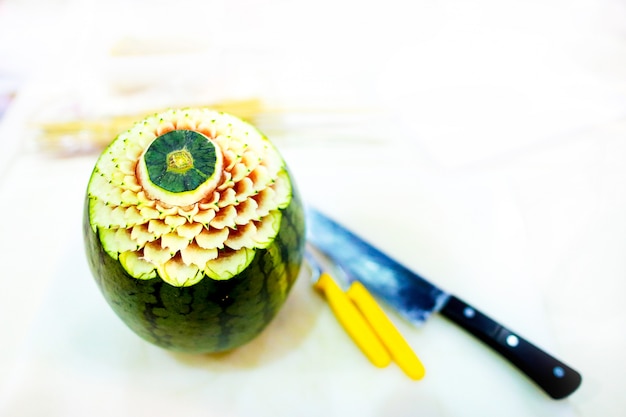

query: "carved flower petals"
left=196, top=227, right=229, bottom=249
left=144, top=240, right=174, bottom=265
left=124, top=142, right=144, bottom=161
left=131, top=224, right=158, bottom=246
left=273, top=170, right=292, bottom=209
left=241, top=150, right=260, bottom=172
left=148, top=219, right=172, bottom=236
left=88, top=108, right=295, bottom=285
left=158, top=257, right=203, bottom=287
left=161, top=232, right=190, bottom=252
left=123, top=206, right=144, bottom=227
left=196, top=121, right=216, bottom=138
left=199, top=192, right=219, bottom=209
left=177, top=222, right=204, bottom=239
left=110, top=206, right=129, bottom=227
left=178, top=204, right=199, bottom=221
left=120, top=189, right=139, bottom=206
left=193, top=208, right=216, bottom=225
left=96, top=155, right=117, bottom=176
left=222, top=148, right=238, bottom=171
left=90, top=199, right=113, bottom=229
left=234, top=177, right=254, bottom=201
left=228, top=124, right=251, bottom=144
left=180, top=243, right=218, bottom=267
left=98, top=228, right=120, bottom=258
left=254, top=187, right=276, bottom=217
left=234, top=198, right=259, bottom=225
left=214, top=135, right=232, bottom=153
left=226, top=136, right=246, bottom=156
left=136, top=191, right=155, bottom=206
left=225, top=222, right=257, bottom=250
left=175, top=117, right=196, bottom=131
left=136, top=130, right=157, bottom=149
left=156, top=120, right=176, bottom=136
left=87, top=174, right=111, bottom=200
left=210, top=205, right=237, bottom=229
left=156, top=203, right=179, bottom=218
left=139, top=206, right=160, bottom=221
left=261, top=150, right=283, bottom=178
left=119, top=250, right=156, bottom=280
left=164, top=215, right=187, bottom=228
left=249, top=165, right=270, bottom=189
left=204, top=248, right=255, bottom=281
left=102, top=187, right=124, bottom=206
left=110, top=171, right=126, bottom=187
left=218, top=188, right=237, bottom=208
left=253, top=211, right=282, bottom=248
left=117, top=159, right=136, bottom=176
left=123, top=175, right=142, bottom=192
left=217, top=171, right=233, bottom=191
left=102, top=227, right=138, bottom=254
left=231, top=163, right=249, bottom=183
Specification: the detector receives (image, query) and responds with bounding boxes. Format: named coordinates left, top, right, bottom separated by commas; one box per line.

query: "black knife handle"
left=440, top=295, right=582, bottom=399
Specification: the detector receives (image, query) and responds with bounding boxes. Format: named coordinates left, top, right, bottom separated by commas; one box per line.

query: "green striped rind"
left=83, top=177, right=305, bottom=354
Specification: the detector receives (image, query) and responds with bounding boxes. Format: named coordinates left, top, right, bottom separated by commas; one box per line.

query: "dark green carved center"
left=144, top=130, right=218, bottom=193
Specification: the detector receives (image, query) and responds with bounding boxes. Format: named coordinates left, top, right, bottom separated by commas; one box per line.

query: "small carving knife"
left=305, top=206, right=582, bottom=399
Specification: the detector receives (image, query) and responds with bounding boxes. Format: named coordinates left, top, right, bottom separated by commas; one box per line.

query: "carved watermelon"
left=83, top=108, right=305, bottom=353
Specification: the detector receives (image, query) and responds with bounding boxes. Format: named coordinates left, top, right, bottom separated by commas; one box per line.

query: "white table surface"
left=1, top=0, right=625, bottom=416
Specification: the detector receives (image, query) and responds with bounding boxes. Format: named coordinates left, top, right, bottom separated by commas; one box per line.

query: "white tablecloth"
left=1, top=0, right=625, bottom=416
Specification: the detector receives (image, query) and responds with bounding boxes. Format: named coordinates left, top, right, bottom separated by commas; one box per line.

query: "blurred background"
left=3, top=0, right=624, bottom=161
left=1, top=0, right=626, bottom=416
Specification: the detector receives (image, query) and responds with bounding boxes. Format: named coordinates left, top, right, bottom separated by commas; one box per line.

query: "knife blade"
left=305, top=206, right=582, bottom=399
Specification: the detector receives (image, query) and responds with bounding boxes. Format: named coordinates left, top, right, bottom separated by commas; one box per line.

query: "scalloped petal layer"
left=87, top=108, right=292, bottom=286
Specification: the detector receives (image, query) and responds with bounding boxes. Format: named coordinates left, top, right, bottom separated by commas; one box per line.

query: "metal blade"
left=305, top=206, right=450, bottom=326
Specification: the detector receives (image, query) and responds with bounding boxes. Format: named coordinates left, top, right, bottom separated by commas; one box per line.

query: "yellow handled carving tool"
left=347, top=281, right=426, bottom=380
left=313, top=272, right=391, bottom=368
left=306, top=248, right=425, bottom=378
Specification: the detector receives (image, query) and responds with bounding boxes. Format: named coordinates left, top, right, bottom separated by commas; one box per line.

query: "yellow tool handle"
left=314, top=273, right=391, bottom=368
left=347, top=281, right=426, bottom=380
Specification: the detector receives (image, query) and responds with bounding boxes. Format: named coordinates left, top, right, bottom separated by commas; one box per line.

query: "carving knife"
left=305, top=206, right=582, bottom=399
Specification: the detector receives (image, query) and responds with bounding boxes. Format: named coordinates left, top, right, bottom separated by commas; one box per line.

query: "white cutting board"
left=0, top=146, right=581, bottom=417
left=0, top=229, right=576, bottom=417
